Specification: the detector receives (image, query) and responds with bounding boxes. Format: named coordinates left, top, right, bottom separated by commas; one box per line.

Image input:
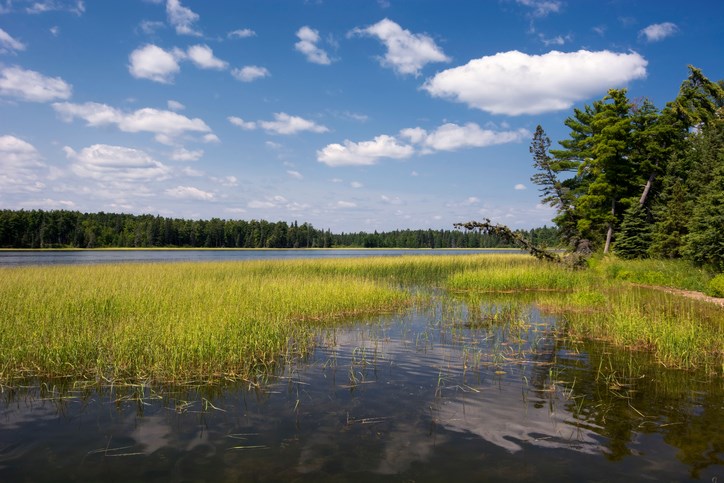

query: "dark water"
left=0, top=248, right=521, bottom=267
left=1, top=294, right=721, bottom=482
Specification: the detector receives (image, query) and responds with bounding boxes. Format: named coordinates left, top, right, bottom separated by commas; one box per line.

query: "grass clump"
left=706, top=274, right=724, bottom=298
left=0, top=260, right=410, bottom=385
left=447, top=261, right=588, bottom=292
left=590, top=256, right=714, bottom=292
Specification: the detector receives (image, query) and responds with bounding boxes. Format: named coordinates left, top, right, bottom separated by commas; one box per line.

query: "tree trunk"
left=639, top=172, right=656, bottom=206
left=603, top=199, right=616, bottom=254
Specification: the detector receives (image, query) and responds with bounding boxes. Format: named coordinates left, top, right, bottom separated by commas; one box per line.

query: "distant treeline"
left=0, top=209, right=560, bottom=249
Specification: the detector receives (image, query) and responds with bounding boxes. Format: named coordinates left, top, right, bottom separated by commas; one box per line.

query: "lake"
left=1, top=288, right=721, bottom=481
left=0, top=248, right=521, bottom=266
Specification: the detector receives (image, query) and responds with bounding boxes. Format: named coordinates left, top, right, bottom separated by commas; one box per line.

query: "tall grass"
left=1, top=254, right=721, bottom=385
left=0, top=260, right=412, bottom=384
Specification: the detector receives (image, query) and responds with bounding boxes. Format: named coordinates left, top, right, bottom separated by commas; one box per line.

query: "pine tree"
left=613, top=204, right=651, bottom=259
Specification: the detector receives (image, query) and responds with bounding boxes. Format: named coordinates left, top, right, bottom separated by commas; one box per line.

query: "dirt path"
left=633, top=284, right=724, bottom=308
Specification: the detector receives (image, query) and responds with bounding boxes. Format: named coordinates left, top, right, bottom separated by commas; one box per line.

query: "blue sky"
left=1, top=0, right=721, bottom=232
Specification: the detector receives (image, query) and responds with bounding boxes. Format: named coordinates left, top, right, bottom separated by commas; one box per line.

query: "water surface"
left=1, top=294, right=720, bottom=481
left=0, top=248, right=521, bottom=266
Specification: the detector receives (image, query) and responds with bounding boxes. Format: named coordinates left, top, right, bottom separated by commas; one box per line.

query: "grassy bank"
left=1, top=254, right=721, bottom=385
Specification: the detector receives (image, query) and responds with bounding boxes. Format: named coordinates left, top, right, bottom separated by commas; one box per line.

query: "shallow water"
left=0, top=248, right=521, bottom=267
left=1, top=294, right=722, bottom=481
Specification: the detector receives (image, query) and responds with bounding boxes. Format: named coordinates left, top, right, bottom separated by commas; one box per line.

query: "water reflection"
left=0, top=294, right=721, bottom=481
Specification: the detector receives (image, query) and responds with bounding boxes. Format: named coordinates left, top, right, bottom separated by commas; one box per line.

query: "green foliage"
left=0, top=209, right=560, bottom=249
left=614, top=204, right=652, bottom=259
left=706, top=274, right=724, bottom=298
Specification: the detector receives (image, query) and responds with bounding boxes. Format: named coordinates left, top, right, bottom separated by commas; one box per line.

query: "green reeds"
left=0, top=260, right=411, bottom=384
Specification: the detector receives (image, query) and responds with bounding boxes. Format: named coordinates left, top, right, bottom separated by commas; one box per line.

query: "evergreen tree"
left=613, top=204, right=651, bottom=259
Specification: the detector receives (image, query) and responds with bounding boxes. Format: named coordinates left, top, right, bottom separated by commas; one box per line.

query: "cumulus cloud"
left=202, top=133, right=220, bottom=144
left=64, top=144, right=171, bottom=182
left=170, top=147, right=203, bottom=161
left=259, top=113, right=328, bottom=135
left=0, top=135, right=47, bottom=192
left=287, top=170, right=303, bottom=179
left=350, top=181, right=363, bottom=188
left=515, top=183, right=527, bottom=190
left=639, top=22, right=678, bottom=42
left=423, top=50, right=648, bottom=115
left=231, top=65, right=270, bottom=82
left=0, top=65, right=72, bottom=102
left=401, top=123, right=529, bottom=152
left=317, top=135, right=414, bottom=167
left=129, top=44, right=182, bottom=83
left=165, top=185, right=214, bottom=200
left=295, top=26, right=332, bottom=65
left=349, top=18, right=450, bottom=76
left=319, top=121, right=528, bottom=167
left=166, top=0, right=201, bottom=36
left=228, top=28, right=256, bottom=39
left=0, top=28, right=26, bottom=53
left=186, top=44, right=228, bottom=70
left=227, top=116, right=257, bottom=130
left=53, top=101, right=212, bottom=143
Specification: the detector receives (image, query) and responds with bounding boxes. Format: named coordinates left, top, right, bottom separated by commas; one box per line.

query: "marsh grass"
left=541, top=286, right=723, bottom=373
left=1, top=254, right=721, bottom=386
left=0, top=260, right=416, bottom=384
left=590, top=256, right=714, bottom=292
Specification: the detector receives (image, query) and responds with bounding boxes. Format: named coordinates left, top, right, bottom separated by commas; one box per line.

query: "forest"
left=530, top=66, right=723, bottom=272
left=0, top=208, right=559, bottom=250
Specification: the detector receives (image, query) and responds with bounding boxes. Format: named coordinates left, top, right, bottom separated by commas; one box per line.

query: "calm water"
left=1, top=293, right=721, bottom=482
left=0, top=248, right=521, bottom=266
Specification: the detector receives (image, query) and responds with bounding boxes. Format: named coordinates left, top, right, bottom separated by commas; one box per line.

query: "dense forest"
left=0, top=209, right=559, bottom=250
left=530, top=66, right=723, bottom=272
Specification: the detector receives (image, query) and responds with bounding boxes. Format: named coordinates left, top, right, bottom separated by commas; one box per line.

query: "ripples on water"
left=1, top=295, right=721, bottom=481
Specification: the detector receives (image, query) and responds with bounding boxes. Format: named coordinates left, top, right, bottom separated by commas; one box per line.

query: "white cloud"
left=402, top=123, right=530, bottom=152
left=295, top=26, right=332, bottom=65
left=0, top=135, right=47, bottom=192
left=287, top=170, right=303, bottom=179
left=423, top=50, right=648, bottom=115
left=167, top=99, right=185, bottom=111
left=231, top=65, right=270, bottom=82
left=165, top=185, right=214, bottom=200
left=259, top=112, right=328, bottom=135
left=211, top=175, right=238, bottom=187
left=336, top=201, right=357, bottom=208
left=64, top=144, right=171, bottom=182
left=26, top=0, right=84, bottom=15
left=202, top=133, right=220, bottom=143
left=170, top=147, right=203, bottom=161
left=186, top=44, right=228, bottom=70
left=516, top=0, right=562, bottom=17
left=49, top=25, right=60, bottom=36
left=248, top=200, right=275, bottom=209
left=0, top=28, right=26, bottom=53
left=228, top=116, right=257, bottom=130
left=228, top=28, right=256, bottom=39
left=539, top=34, right=568, bottom=46
left=317, top=135, right=414, bottom=167
left=515, top=183, right=527, bottom=190
left=0, top=65, right=72, bottom=102
left=639, top=22, right=678, bottom=43
left=166, top=0, right=201, bottom=36
left=349, top=18, right=450, bottom=76
left=53, top=102, right=212, bottom=143
left=381, top=195, right=403, bottom=205
left=128, top=44, right=181, bottom=83
left=350, top=181, right=363, bottom=188
left=139, top=20, right=165, bottom=35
